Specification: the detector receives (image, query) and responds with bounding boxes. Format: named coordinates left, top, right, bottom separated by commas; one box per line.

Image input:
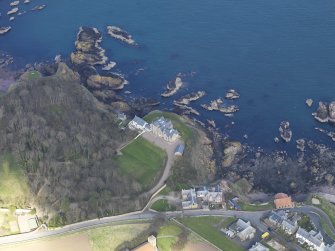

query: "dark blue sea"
left=1, top=0, right=335, bottom=151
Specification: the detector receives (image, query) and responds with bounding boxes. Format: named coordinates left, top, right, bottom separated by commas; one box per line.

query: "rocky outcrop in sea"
left=31, top=5, right=46, bottom=11
left=279, top=121, right=292, bottom=143
left=306, top=98, right=313, bottom=107
left=161, top=76, right=183, bottom=97
left=175, top=91, right=205, bottom=105
left=201, top=98, right=239, bottom=114
left=0, top=27, right=11, bottom=35
left=173, top=102, right=200, bottom=116
left=313, top=101, right=335, bottom=123
left=315, top=127, right=335, bottom=142
left=71, top=27, right=108, bottom=66
left=225, top=89, right=240, bottom=100
left=106, top=26, right=136, bottom=45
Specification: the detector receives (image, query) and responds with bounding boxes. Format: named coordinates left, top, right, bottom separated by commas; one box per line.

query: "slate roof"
left=133, top=115, right=148, bottom=127
left=175, top=144, right=185, bottom=154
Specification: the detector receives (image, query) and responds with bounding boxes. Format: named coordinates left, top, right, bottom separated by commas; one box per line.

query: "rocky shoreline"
left=1, top=24, right=335, bottom=197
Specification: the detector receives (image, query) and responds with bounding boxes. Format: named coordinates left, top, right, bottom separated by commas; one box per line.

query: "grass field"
left=0, top=154, right=30, bottom=207
left=157, top=224, right=183, bottom=251
left=239, top=201, right=273, bottom=211
left=116, top=137, right=166, bottom=187
left=89, top=223, right=151, bottom=251
left=144, top=111, right=193, bottom=141
left=151, top=199, right=176, bottom=212
left=179, top=216, right=244, bottom=251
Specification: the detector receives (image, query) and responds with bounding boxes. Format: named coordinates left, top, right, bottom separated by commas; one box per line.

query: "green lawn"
left=239, top=201, right=273, bottom=211
left=0, top=154, right=30, bottom=207
left=218, top=217, right=236, bottom=228
left=27, top=71, right=41, bottom=80
left=20, top=70, right=42, bottom=81
left=144, top=111, right=193, bottom=141
left=321, top=220, right=335, bottom=240
left=157, top=225, right=183, bottom=251
left=88, top=223, right=150, bottom=251
left=151, top=199, right=176, bottom=212
left=179, top=216, right=244, bottom=251
left=116, top=137, right=166, bottom=187
left=158, top=186, right=172, bottom=196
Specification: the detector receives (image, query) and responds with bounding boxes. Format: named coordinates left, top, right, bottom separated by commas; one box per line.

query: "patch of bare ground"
left=184, top=242, right=219, bottom=251
left=0, top=233, right=91, bottom=251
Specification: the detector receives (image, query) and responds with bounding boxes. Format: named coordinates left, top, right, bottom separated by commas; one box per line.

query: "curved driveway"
left=292, top=205, right=335, bottom=244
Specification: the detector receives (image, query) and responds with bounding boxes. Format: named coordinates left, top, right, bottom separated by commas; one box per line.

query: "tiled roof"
left=274, top=197, right=294, bottom=208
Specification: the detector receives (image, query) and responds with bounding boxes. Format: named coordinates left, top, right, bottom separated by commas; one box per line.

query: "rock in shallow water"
left=279, top=121, right=292, bottom=143
left=313, top=101, right=335, bottom=123
left=306, top=98, right=313, bottom=107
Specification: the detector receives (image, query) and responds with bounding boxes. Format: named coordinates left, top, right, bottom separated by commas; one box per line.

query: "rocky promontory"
left=222, top=141, right=243, bottom=168
left=71, top=27, right=108, bottom=66
left=279, top=121, right=292, bottom=143
left=87, top=74, right=127, bottom=90
left=175, top=91, right=205, bottom=105
left=107, top=26, right=136, bottom=45
left=161, top=76, right=183, bottom=97
left=313, top=101, right=335, bottom=124
left=201, top=98, right=239, bottom=114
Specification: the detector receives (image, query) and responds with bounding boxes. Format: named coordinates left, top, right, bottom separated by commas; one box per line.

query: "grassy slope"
left=0, top=154, right=30, bottom=207
left=116, top=137, right=166, bottom=187
left=157, top=225, right=183, bottom=251
left=179, top=216, right=244, bottom=251
left=89, top=223, right=150, bottom=251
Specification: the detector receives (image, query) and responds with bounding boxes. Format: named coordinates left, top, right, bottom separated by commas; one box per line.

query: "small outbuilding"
left=174, top=144, right=185, bottom=156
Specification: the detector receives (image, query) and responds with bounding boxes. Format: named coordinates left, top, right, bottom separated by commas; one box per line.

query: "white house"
left=229, top=219, right=256, bottom=241
left=296, top=227, right=325, bottom=251
left=128, top=116, right=150, bottom=131
left=282, top=219, right=298, bottom=235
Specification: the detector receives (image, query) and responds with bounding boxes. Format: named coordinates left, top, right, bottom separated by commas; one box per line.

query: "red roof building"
left=274, top=193, right=295, bottom=209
